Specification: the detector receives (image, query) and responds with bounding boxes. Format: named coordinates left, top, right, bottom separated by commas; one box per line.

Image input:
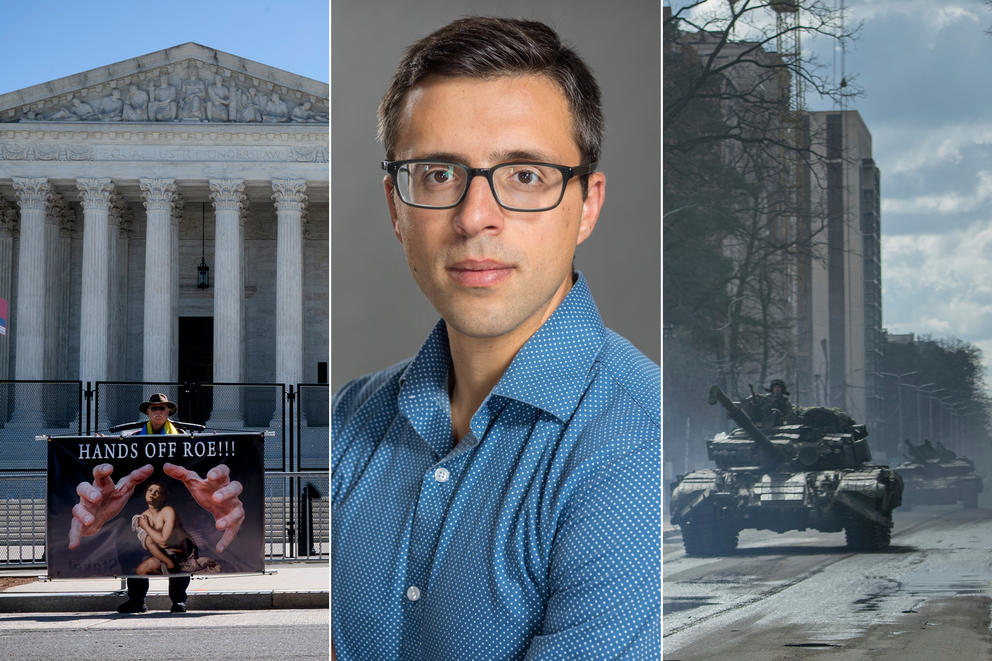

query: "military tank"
left=669, top=385, right=903, bottom=556
left=895, top=440, right=982, bottom=509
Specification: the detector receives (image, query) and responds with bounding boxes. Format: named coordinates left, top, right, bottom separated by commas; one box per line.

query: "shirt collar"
left=398, top=272, right=606, bottom=428
left=491, top=272, right=605, bottom=421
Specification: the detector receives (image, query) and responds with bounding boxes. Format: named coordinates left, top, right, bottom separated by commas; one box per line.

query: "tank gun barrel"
left=708, top=385, right=782, bottom=461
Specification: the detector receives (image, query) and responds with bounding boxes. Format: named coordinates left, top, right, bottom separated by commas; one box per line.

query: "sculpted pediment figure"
left=179, top=62, right=207, bottom=121
left=0, top=44, right=327, bottom=125
left=149, top=74, right=178, bottom=122
left=206, top=74, right=231, bottom=122
left=122, top=84, right=149, bottom=121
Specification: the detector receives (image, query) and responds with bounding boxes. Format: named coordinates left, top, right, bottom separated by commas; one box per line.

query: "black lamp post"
left=197, top=203, right=209, bottom=289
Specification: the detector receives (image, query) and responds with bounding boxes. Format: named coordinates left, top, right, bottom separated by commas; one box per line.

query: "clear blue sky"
left=0, top=0, right=328, bottom=95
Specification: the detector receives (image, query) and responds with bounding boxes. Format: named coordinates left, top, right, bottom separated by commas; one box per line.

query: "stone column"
left=77, top=178, right=115, bottom=386
left=139, top=179, right=179, bottom=383
left=0, top=198, right=17, bottom=380
left=107, top=196, right=132, bottom=381
left=11, top=178, right=51, bottom=424
left=272, top=180, right=307, bottom=388
left=0, top=200, right=14, bottom=425
left=208, top=180, right=246, bottom=427
left=44, top=194, right=71, bottom=381
left=170, top=196, right=183, bottom=381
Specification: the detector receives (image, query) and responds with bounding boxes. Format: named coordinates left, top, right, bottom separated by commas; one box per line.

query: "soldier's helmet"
left=766, top=379, right=790, bottom=396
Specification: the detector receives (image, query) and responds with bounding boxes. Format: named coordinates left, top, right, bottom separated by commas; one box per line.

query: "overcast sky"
left=839, top=0, right=992, bottom=366
left=671, top=0, right=992, bottom=381
left=0, top=0, right=328, bottom=95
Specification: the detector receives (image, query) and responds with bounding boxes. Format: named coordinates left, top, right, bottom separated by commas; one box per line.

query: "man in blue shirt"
left=332, top=17, right=660, bottom=660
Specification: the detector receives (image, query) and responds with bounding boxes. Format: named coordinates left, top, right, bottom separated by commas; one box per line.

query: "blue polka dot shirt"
left=332, top=273, right=660, bottom=660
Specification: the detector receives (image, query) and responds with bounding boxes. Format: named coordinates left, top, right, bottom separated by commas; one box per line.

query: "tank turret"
left=896, top=439, right=982, bottom=508
left=706, top=385, right=871, bottom=471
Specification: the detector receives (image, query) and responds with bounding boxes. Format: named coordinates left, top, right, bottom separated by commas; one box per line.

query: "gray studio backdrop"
left=331, top=0, right=660, bottom=390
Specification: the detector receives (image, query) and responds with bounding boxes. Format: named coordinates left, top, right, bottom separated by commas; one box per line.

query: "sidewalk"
left=0, top=561, right=328, bottom=612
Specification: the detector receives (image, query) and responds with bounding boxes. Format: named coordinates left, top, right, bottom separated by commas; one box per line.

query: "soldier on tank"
left=743, top=379, right=794, bottom=429
left=765, top=379, right=794, bottom=423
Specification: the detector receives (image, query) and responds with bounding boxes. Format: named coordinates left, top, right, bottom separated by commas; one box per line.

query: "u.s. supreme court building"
left=0, top=43, right=328, bottom=436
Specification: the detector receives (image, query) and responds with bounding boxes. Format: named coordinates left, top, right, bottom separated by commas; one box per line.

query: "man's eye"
left=419, top=165, right=457, bottom=185
left=503, top=166, right=545, bottom=187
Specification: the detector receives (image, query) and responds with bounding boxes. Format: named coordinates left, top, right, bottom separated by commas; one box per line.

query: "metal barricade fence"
left=264, top=471, right=329, bottom=560
left=0, top=380, right=328, bottom=568
left=297, top=383, right=329, bottom=471
left=0, top=380, right=83, bottom=471
left=0, top=472, right=45, bottom=565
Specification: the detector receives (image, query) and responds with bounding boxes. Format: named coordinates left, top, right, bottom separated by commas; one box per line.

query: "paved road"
left=0, top=608, right=328, bottom=660
left=664, top=506, right=992, bottom=659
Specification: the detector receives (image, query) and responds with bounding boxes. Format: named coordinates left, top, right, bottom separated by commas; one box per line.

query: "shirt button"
left=434, top=467, right=450, bottom=483
left=406, top=585, right=421, bottom=602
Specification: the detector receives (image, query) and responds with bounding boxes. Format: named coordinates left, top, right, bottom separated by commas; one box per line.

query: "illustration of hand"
left=69, top=463, right=154, bottom=550
left=164, top=462, right=245, bottom=552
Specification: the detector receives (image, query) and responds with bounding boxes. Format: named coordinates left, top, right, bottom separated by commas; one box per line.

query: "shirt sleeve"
left=524, top=436, right=661, bottom=660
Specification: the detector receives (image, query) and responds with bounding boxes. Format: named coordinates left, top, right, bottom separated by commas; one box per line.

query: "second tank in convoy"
left=895, top=439, right=982, bottom=509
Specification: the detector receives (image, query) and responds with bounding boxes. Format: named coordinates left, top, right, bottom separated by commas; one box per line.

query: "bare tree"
left=665, top=0, right=857, bottom=396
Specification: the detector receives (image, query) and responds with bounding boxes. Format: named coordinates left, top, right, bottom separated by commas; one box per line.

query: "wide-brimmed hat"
left=139, top=393, right=177, bottom=415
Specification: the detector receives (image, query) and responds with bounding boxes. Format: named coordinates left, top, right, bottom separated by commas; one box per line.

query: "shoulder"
left=554, top=330, right=659, bottom=486
left=592, top=329, right=661, bottom=424
left=332, top=359, right=412, bottom=432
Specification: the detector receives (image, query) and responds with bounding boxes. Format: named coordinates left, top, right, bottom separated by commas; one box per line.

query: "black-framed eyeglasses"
left=148, top=406, right=168, bottom=412
left=382, top=159, right=597, bottom=212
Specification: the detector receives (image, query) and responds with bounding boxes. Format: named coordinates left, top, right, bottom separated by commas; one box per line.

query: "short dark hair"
left=377, top=16, right=603, bottom=166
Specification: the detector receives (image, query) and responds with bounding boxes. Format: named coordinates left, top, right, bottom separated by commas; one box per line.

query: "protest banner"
left=46, top=432, right=264, bottom=579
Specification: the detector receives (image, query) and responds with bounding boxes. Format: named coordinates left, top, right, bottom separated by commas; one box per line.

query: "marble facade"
left=0, top=43, right=328, bottom=406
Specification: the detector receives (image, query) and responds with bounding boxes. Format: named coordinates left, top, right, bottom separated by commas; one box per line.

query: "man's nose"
left=452, top=175, right=504, bottom=236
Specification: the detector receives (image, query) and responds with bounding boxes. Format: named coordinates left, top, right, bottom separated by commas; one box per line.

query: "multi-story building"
left=798, top=110, right=882, bottom=425
left=0, top=43, right=328, bottom=430
left=665, top=20, right=883, bottom=475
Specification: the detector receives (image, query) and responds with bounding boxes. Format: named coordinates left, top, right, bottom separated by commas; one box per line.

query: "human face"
left=147, top=404, right=170, bottom=429
left=385, top=75, right=605, bottom=345
left=145, top=483, right=165, bottom=507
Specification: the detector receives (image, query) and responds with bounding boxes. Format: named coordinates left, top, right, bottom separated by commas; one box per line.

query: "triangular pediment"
left=0, top=42, right=328, bottom=125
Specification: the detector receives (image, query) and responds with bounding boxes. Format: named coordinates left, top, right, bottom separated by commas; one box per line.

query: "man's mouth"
left=446, top=259, right=514, bottom=287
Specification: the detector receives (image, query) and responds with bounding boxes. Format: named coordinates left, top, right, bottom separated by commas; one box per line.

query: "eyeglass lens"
left=396, top=162, right=566, bottom=210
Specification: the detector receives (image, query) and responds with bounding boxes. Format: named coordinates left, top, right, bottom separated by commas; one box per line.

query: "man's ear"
left=384, top=175, right=403, bottom=243
left=576, top=171, right=605, bottom=246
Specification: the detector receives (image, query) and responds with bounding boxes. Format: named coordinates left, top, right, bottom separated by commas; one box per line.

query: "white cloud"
left=883, top=221, right=992, bottom=377
left=876, top=123, right=992, bottom=178
left=849, top=0, right=979, bottom=29
left=883, top=170, right=992, bottom=216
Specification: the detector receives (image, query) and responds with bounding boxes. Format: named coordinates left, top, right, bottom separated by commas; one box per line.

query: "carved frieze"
left=1, top=143, right=93, bottom=161
left=0, top=141, right=327, bottom=164
left=3, top=59, right=328, bottom=126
